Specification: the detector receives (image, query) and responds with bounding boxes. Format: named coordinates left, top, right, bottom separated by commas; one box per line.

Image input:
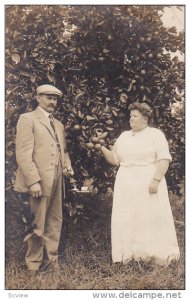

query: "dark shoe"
left=40, top=260, right=59, bottom=272
left=26, top=269, right=39, bottom=275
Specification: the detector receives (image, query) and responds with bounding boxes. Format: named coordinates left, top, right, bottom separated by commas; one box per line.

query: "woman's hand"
left=149, top=179, right=160, bottom=194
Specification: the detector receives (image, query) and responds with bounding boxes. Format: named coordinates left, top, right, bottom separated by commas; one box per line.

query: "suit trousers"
left=25, top=162, right=63, bottom=271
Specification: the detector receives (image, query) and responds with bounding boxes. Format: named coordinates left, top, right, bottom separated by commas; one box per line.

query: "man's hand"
left=29, top=182, right=42, bottom=198
left=149, top=179, right=160, bottom=194
left=63, top=167, right=74, bottom=177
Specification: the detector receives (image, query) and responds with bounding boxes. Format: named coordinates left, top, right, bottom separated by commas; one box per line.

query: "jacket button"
left=51, top=163, right=54, bottom=166
left=51, top=144, right=54, bottom=147
left=51, top=153, right=54, bottom=156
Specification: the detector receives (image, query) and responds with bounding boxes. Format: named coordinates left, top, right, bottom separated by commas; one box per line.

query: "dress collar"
left=131, top=126, right=149, bottom=136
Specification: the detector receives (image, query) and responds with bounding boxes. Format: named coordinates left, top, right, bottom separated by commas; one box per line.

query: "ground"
left=5, top=191, right=185, bottom=290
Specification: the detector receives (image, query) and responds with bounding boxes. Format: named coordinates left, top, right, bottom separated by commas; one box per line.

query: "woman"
left=101, top=102, right=180, bottom=265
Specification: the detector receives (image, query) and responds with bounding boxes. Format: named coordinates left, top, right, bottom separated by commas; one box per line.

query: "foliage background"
left=5, top=5, right=185, bottom=289
left=5, top=5, right=185, bottom=194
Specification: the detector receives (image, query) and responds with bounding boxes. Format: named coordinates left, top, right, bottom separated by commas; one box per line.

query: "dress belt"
left=120, top=162, right=156, bottom=167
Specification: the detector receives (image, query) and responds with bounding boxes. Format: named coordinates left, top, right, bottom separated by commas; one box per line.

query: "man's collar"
left=38, top=106, right=50, bottom=118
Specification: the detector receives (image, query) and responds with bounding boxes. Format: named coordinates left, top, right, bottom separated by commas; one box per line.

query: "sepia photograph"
left=3, top=1, right=187, bottom=298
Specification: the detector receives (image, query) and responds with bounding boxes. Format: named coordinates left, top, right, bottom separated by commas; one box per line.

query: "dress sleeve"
left=155, top=129, right=172, bottom=162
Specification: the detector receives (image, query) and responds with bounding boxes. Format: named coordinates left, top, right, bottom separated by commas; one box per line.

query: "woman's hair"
left=128, top=102, right=154, bottom=125
left=128, top=102, right=153, bottom=118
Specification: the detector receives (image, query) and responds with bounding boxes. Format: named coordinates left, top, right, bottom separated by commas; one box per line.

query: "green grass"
left=5, top=192, right=185, bottom=290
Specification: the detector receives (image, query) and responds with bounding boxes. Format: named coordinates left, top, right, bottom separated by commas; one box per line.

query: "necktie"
left=49, top=114, right=62, bottom=162
left=49, top=114, right=56, bottom=134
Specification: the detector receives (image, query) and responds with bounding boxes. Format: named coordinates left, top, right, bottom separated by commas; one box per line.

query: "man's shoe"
left=26, top=269, right=39, bottom=275
left=40, top=260, right=59, bottom=272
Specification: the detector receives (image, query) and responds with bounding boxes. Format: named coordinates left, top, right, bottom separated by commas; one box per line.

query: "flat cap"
left=37, top=84, right=62, bottom=97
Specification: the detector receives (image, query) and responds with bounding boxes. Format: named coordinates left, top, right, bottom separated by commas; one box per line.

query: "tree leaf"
left=112, top=109, right=118, bottom=117
left=86, top=115, right=97, bottom=121
left=106, top=127, right=114, bottom=131
left=77, top=110, right=84, bottom=118
left=47, top=72, right=56, bottom=84
left=105, top=119, right=113, bottom=125
left=11, top=54, right=20, bottom=64
left=120, top=93, right=128, bottom=103
left=31, top=52, right=39, bottom=57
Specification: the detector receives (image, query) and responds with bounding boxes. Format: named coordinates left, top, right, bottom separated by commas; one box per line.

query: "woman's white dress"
left=112, top=127, right=180, bottom=264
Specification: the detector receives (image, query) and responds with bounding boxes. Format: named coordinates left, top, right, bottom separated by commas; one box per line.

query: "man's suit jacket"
left=14, top=106, right=72, bottom=197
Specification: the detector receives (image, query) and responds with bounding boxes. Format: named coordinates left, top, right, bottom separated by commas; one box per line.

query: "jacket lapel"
left=34, top=107, right=56, bottom=141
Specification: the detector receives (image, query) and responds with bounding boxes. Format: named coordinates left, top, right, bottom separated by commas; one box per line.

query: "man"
left=14, top=84, right=74, bottom=271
